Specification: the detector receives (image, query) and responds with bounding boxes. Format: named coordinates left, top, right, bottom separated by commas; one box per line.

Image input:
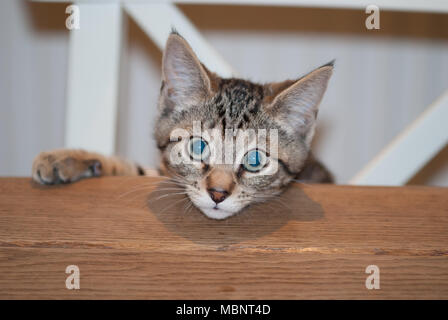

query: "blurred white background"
left=1, top=0, right=447, bottom=185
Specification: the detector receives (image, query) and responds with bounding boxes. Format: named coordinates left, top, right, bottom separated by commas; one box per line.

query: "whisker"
left=117, top=178, right=187, bottom=200
left=182, top=200, right=194, bottom=214
left=117, top=186, right=155, bottom=199
left=113, top=175, right=171, bottom=190
left=120, top=186, right=185, bottom=203
left=127, top=179, right=184, bottom=188
left=120, top=188, right=157, bottom=203
left=158, top=196, right=190, bottom=214
left=150, top=187, right=186, bottom=193
left=186, top=202, right=195, bottom=214
left=250, top=194, right=291, bottom=211
left=147, top=191, right=190, bottom=203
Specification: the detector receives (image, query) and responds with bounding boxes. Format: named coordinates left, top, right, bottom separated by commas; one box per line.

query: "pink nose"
left=207, top=188, right=229, bottom=204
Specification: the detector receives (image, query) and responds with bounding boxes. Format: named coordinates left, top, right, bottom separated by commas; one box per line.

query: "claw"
left=88, top=160, right=102, bottom=177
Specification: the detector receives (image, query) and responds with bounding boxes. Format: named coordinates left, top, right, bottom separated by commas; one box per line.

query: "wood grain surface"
left=0, top=177, right=447, bottom=299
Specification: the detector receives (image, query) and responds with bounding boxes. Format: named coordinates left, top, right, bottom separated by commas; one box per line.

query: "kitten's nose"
left=207, top=188, right=229, bottom=204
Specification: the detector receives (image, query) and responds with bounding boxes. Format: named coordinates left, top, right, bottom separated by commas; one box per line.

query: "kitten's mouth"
left=198, top=206, right=236, bottom=220
left=186, top=191, right=240, bottom=220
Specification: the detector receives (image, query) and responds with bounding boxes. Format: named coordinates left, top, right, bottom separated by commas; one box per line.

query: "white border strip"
left=32, top=0, right=448, bottom=14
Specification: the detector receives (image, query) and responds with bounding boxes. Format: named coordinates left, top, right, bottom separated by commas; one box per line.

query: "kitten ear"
left=267, top=61, right=334, bottom=147
left=161, top=33, right=212, bottom=108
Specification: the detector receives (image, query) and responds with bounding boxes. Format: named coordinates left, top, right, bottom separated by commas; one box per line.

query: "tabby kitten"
left=32, top=32, right=334, bottom=220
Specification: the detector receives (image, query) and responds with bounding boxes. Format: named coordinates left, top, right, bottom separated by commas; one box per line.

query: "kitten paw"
left=32, top=151, right=101, bottom=185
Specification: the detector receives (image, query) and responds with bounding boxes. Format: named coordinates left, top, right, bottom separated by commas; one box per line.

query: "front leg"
left=32, top=149, right=145, bottom=185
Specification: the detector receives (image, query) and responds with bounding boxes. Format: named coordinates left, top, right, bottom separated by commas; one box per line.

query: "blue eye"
left=189, top=137, right=210, bottom=161
left=243, top=149, right=267, bottom=172
left=192, top=139, right=205, bottom=155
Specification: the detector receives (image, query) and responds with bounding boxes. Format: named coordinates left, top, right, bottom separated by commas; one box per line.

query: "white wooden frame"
left=350, top=91, right=448, bottom=185
left=124, top=3, right=235, bottom=78
left=65, top=3, right=123, bottom=155
left=32, top=0, right=448, bottom=185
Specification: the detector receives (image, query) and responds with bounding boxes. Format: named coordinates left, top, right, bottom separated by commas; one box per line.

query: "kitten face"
left=154, top=32, right=333, bottom=219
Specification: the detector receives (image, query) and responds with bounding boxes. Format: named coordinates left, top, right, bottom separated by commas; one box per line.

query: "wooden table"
left=0, top=177, right=447, bottom=299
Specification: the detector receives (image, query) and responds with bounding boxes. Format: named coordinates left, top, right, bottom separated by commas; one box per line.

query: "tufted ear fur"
left=161, top=32, right=212, bottom=110
left=266, top=61, right=334, bottom=148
